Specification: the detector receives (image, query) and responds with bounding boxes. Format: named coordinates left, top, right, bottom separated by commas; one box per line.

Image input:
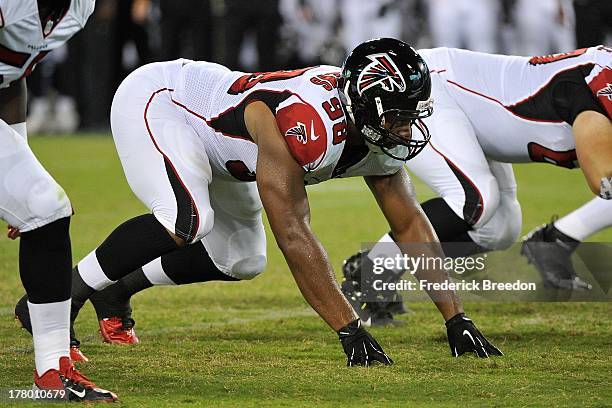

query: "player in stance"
left=1, top=0, right=116, bottom=401
left=14, top=38, right=502, bottom=362
left=342, top=45, right=612, bottom=325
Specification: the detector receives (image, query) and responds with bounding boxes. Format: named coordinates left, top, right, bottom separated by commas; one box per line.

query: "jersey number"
left=229, top=68, right=313, bottom=95
left=528, top=48, right=588, bottom=66
left=322, top=96, right=346, bottom=145
left=527, top=142, right=577, bottom=169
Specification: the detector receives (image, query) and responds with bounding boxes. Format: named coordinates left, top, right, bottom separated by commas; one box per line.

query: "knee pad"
left=228, top=255, right=267, bottom=280
left=191, top=210, right=215, bottom=243
left=472, top=178, right=501, bottom=228
left=4, top=165, right=72, bottom=232
left=26, top=178, right=72, bottom=222
left=469, top=191, right=522, bottom=250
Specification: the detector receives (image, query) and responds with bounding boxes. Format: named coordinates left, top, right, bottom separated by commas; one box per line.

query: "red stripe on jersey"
left=528, top=48, right=588, bottom=66
left=144, top=88, right=201, bottom=242
left=0, top=43, right=30, bottom=68
left=588, top=66, right=612, bottom=119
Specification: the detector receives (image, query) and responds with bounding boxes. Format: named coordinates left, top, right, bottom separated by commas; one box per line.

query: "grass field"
left=1, top=135, right=611, bottom=407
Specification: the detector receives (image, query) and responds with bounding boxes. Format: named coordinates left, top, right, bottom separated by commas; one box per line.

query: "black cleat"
left=521, top=220, right=592, bottom=290
left=341, top=251, right=406, bottom=326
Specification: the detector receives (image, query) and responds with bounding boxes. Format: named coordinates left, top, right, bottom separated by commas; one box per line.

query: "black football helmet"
left=339, top=38, right=433, bottom=161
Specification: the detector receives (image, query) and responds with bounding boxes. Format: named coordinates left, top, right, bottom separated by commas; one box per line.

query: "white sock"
left=367, top=233, right=404, bottom=274
left=28, top=299, right=70, bottom=375
left=142, top=257, right=176, bottom=285
left=554, top=197, right=612, bottom=241
left=78, top=250, right=116, bottom=290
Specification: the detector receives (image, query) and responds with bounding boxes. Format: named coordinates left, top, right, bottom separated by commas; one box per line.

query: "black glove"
left=445, top=313, right=503, bottom=358
left=337, top=319, right=393, bottom=367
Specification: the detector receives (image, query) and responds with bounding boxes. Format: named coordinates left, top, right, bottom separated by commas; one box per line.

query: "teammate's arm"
left=573, top=110, right=612, bottom=199
left=364, top=168, right=463, bottom=320
left=246, top=101, right=392, bottom=366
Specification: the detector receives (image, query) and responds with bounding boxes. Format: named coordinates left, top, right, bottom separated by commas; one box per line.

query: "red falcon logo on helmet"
left=357, top=53, right=407, bottom=96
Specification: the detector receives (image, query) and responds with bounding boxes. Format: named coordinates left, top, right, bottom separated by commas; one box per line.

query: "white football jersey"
left=171, top=62, right=404, bottom=185
left=0, top=0, right=95, bottom=88
left=420, top=46, right=612, bottom=167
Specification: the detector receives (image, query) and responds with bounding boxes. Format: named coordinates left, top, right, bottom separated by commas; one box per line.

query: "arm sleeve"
left=275, top=100, right=328, bottom=170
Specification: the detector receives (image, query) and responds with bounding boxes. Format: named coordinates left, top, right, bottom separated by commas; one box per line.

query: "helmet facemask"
left=360, top=99, right=433, bottom=161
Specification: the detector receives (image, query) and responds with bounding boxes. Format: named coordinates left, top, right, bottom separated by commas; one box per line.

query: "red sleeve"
left=275, top=101, right=327, bottom=168
left=588, top=66, right=612, bottom=119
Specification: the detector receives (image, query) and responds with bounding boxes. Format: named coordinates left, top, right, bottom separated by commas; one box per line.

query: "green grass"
left=0, top=135, right=610, bottom=407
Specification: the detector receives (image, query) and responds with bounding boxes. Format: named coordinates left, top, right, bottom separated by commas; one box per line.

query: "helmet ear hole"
left=340, top=38, right=433, bottom=161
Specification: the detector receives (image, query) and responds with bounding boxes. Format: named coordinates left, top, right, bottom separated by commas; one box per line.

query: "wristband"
left=600, top=176, right=612, bottom=199
left=445, top=313, right=468, bottom=328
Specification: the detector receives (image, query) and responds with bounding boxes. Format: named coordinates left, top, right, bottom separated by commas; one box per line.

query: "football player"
left=343, top=45, right=612, bottom=325
left=1, top=0, right=116, bottom=401
left=14, top=38, right=503, bottom=362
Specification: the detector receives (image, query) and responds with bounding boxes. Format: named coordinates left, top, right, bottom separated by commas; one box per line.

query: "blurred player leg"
left=341, top=0, right=402, bottom=53
left=426, top=0, right=462, bottom=48
left=463, top=0, right=499, bottom=53
left=90, top=180, right=267, bottom=344
left=340, top=0, right=378, bottom=52
left=515, top=0, right=554, bottom=55
left=553, top=0, right=576, bottom=52
left=515, top=0, right=575, bottom=55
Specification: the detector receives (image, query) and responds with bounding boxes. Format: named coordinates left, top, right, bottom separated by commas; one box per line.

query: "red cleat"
left=99, top=317, right=139, bottom=344
left=34, top=356, right=117, bottom=401
left=70, top=341, right=89, bottom=363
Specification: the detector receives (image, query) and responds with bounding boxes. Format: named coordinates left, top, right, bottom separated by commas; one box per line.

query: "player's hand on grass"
left=446, top=313, right=503, bottom=358
left=337, top=319, right=393, bottom=367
